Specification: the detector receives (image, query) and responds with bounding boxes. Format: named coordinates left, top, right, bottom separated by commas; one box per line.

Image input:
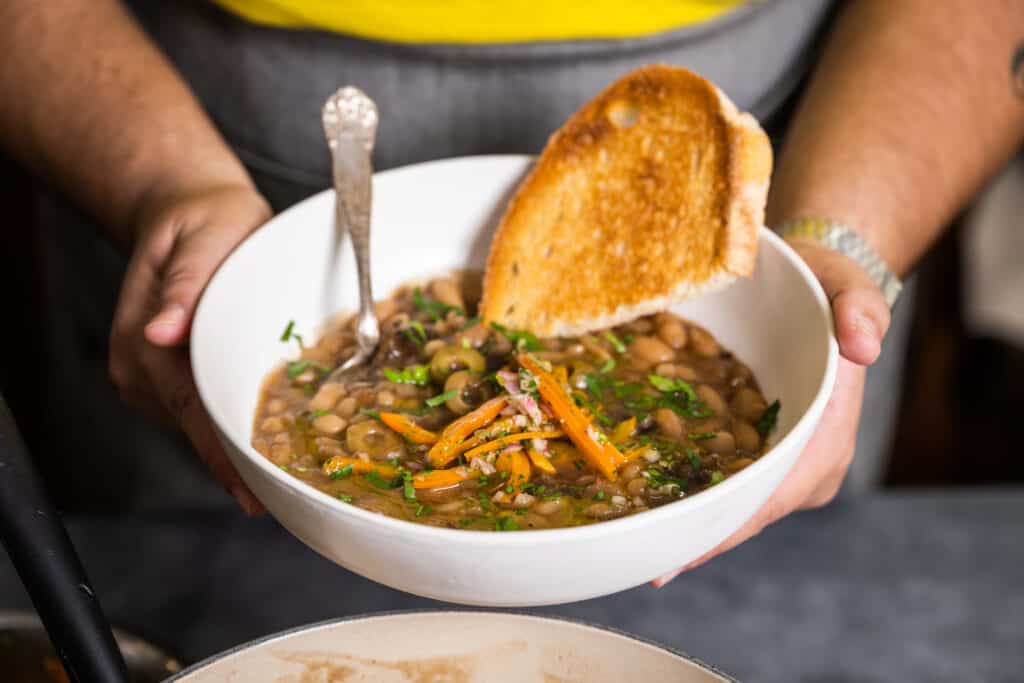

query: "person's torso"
left=130, top=0, right=835, bottom=208
left=207, top=0, right=748, bottom=44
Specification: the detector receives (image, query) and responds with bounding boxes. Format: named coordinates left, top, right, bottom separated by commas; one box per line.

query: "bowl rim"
left=164, top=609, right=737, bottom=682
left=192, top=154, right=839, bottom=546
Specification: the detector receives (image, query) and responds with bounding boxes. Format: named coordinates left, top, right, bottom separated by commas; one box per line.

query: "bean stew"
left=253, top=275, right=780, bottom=531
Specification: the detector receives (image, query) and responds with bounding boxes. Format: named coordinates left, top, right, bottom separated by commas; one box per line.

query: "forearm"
left=0, top=0, right=255, bottom=248
left=767, top=0, right=1024, bottom=276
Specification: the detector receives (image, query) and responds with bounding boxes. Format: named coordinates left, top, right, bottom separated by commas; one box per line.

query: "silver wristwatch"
left=774, top=217, right=903, bottom=307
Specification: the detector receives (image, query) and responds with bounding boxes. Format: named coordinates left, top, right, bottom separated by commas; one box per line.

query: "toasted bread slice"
left=480, top=65, right=771, bottom=337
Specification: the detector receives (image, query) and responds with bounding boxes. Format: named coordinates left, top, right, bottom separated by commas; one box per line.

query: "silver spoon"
left=322, top=87, right=380, bottom=377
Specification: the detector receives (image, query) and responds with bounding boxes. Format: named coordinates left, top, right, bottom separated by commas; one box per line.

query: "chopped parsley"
left=490, top=322, right=542, bottom=351
left=646, top=374, right=710, bottom=418
left=329, top=463, right=354, bottom=480
left=461, top=315, right=482, bottom=331
left=709, top=471, right=725, bottom=486
left=402, top=472, right=417, bottom=501
left=413, top=287, right=465, bottom=321
left=286, top=359, right=325, bottom=379
left=457, top=518, right=475, bottom=528
left=311, top=409, right=331, bottom=418
left=572, top=391, right=613, bottom=426
left=402, top=321, right=428, bottom=346
left=414, top=503, right=432, bottom=517
left=599, top=358, right=617, bottom=374
left=593, top=490, right=607, bottom=501
left=687, top=450, right=702, bottom=471
left=756, top=400, right=781, bottom=436
left=384, top=365, right=430, bottom=385
left=359, top=407, right=380, bottom=419
left=280, top=319, right=304, bottom=348
left=603, top=330, right=627, bottom=353
left=689, top=431, right=717, bottom=442
left=645, top=468, right=688, bottom=493
left=365, top=470, right=401, bottom=489
left=426, top=389, right=458, bottom=407
left=494, top=516, right=520, bottom=531
left=337, top=494, right=353, bottom=503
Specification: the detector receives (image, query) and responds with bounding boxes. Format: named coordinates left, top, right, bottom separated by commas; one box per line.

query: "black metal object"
left=0, top=392, right=129, bottom=682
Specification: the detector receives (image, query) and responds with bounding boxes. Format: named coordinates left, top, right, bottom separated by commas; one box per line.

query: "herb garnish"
left=329, top=463, right=354, bottom=480
left=599, top=358, right=616, bottom=374
left=426, top=389, right=458, bottom=407
left=365, top=471, right=401, bottom=489
left=603, top=331, right=627, bottom=353
left=593, top=490, right=607, bottom=501
left=458, top=518, right=475, bottom=528
left=402, top=472, right=417, bottom=501
left=359, top=407, right=380, bottom=419
left=414, top=503, right=433, bottom=517
left=687, top=450, right=702, bottom=471
left=337, top=494, right=353, bottom=503
left=384, top=365, right=430, bottom=385
left=490, top=322, right=543, bottom=351
left=572, top=390, right=613, bottom=426
left=646, top=468, right=688, bottom=493
left=494, top=516, right=520, bottom=531
left=286, top=359, right=328, bottom=379
left=709, top=471, right=725, bottom=486
left=413, top=288, right=465, bottom=321
left=756, top=400, right=781, bottom=436
left=689, top=432, right=717, bottom=442
left=279, top=320, right=304, bottom=346
left=402, top=321, right=428, bottom=346
left=461, top=316, right=482, bottom=331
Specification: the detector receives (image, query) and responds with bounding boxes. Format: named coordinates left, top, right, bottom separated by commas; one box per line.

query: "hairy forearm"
left=0, top=0, right=254, bottom=247
left=767, top=0, right=1024, bottom=275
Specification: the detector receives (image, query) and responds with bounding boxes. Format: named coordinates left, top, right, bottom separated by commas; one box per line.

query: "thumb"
left=788, top=238, right=892, bottom=366
left=145, top=192, right=270, bottom=347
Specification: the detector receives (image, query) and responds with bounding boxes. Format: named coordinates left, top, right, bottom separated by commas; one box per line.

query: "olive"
left=444, top=370, right=480, bottom=415
left=429, top=345, right=485, bottom=383
left=345, top=420, right=405, bottom=460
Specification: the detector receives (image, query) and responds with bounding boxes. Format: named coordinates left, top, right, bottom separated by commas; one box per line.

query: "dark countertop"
left=1, top=489, right=1022, bottom=682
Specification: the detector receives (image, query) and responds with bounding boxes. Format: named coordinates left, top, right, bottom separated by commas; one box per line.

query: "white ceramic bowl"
left=169, top=612, right=733, bottom=682
left=192, top=155, right=837, bottom=607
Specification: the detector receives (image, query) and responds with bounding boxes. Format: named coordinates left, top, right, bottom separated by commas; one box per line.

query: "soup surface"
left=253, top=276, right=780, bottom=531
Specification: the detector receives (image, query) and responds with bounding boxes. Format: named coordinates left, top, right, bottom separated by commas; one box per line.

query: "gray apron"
left=35, top=0, right=904, bottom=511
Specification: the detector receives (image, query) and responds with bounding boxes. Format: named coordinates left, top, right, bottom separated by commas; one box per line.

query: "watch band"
left=774, top=217, right=903, bottom=307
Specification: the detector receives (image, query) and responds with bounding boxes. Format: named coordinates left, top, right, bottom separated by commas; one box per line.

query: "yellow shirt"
left=211, top=1, right=747, bottom=44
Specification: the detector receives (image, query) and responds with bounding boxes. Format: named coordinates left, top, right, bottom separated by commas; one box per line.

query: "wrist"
left=128, top=170, right=264, bottom=244
left=774, top=217, right=903, bottom=308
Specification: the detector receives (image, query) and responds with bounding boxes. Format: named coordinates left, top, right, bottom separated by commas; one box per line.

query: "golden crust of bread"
left=480, top=65, right=772, bottom=337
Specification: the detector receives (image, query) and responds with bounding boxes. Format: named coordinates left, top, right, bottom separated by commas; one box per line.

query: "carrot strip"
left=378, top=412, right=438, bottom=445
left=427, top=397, right=507, bottom=467
left=462, top=430, right=564, bottom=460
left=412, top=466, right=479, bottom=490
left=611, top=417, right=637, bottom=445
left=553, top=365, right=569, bottom=386
left=322, top=456, right=397, bottom=479
left=527, top=448, right=557, bottom=475
left=518, top=354, right=622, bottom=480
left=495, top=449, right=532, bottom=487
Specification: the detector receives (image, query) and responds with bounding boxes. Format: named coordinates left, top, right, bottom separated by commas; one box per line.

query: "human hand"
left=653, top=239, right=891, bottom=586
left=109, top=184, right=272, bottom=515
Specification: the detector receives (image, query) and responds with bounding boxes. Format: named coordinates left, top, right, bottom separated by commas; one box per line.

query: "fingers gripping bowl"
left=192, top=155, right=838, bottom=606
